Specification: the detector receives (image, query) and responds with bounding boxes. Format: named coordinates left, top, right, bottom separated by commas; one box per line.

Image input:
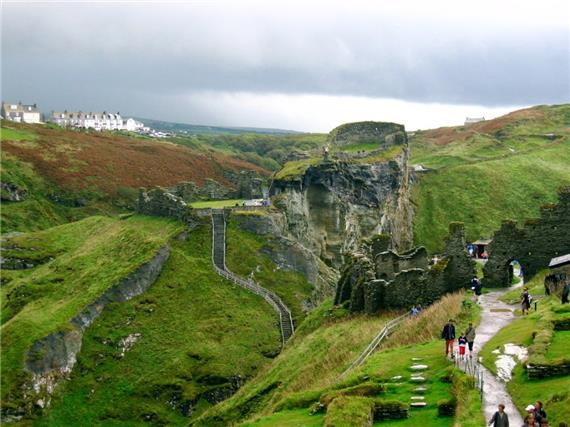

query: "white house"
left=1, top=102, right=41, bottom=123
left=123, top=118, right=144, bottom=132
left=50, top=111, right=124, bottom=131
left=464, top=117, right=485, bottom=126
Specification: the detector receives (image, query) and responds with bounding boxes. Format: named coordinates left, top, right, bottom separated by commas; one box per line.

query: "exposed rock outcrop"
left=1, top=182, right=27, bottom=202
left=231, top=211, right=339, bottom=302
left=20, top=246, right=170, bottom=413
left=270, top=122, right=413, bottom=272
left=137, top=187, right=196, bottom=224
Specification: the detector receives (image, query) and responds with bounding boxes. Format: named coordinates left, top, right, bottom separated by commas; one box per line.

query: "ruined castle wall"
left=483, top=186, right=570, bottom=287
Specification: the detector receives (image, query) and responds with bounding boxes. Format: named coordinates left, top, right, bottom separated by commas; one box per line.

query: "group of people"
left=489, top=401, right=564, bottom=427
left=441, top=319, right=476, bottom=358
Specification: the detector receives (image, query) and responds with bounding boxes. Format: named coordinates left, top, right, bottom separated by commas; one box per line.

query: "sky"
left=1, top=0, right=569, bottom=132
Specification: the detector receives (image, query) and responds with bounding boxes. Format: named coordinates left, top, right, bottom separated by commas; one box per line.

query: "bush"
left=437, top=397, right=457, bottom=416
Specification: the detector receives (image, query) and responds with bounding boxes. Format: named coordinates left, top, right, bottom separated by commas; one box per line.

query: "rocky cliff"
left=269, top=122, right=414, bottom=273
left=224, top=122, right=415, bottom=302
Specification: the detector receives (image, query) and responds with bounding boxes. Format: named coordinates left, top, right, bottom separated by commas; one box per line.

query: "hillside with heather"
left=411, top=104, right=570, bottom=252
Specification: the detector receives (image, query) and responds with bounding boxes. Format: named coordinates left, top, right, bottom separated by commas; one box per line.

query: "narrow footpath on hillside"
left=210, top=209, right=295, bottom=346
left=457, top=275, right=524, bottom=426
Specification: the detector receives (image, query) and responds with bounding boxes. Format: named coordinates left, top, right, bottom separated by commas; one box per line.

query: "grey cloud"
left=1, top=1, right=569, bottom=124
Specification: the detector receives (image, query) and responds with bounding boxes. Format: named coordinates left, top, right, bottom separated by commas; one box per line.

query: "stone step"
left=410, top=376, right=426, bottom=382
left=410, top=402, right=427, bottom=408
left=410, top=364, right=428, bottom=371
left=410, top=396, right=425, bottom=400
left=414, top=386, right=427, bottom=393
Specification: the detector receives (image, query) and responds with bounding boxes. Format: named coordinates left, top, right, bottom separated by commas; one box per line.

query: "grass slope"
left=195, top=292, right=483, bottom=426
left=1, top=215, right=182, bottom=409
left=225, top=219, right=314, bottom=323
left=479, top=272, right=570, bottom=425
left=38, top=223, right=282, bottom=425
left=411, top=104, right=570, bottom=252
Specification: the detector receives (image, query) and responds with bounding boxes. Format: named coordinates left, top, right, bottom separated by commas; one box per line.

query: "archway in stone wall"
left=508, top=259, right=523, bottom=286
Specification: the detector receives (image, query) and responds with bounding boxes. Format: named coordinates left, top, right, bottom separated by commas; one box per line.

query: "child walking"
left=458, top=335, right=467, bottom=359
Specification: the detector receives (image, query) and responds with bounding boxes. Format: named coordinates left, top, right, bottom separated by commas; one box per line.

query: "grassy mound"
left=411, top=104, right=570, bottom=252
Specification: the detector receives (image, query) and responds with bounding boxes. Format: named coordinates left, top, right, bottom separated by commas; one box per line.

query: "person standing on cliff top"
left=441, top=319, right=456, bottom=358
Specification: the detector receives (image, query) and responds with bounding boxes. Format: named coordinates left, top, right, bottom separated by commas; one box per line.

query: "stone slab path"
left=458, top=281, right=524, bottom=426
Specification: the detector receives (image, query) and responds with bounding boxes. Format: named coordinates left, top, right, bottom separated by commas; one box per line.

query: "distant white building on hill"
left=464, top=117, right=485, bottom=126
left=1, top=101, right=41, bottom=123
left=49, top=111, right=144, bottom=132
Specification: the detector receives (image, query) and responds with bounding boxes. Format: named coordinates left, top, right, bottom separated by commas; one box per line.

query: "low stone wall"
left=527, top=363, right=570, bottom=379
left=373, top=400, right=409, bottom=421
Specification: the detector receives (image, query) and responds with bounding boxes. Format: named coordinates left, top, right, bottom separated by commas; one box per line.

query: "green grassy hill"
left=1, top=213, right=315, bottom=424
left=411, top=104, right=570, bottom=252
left=195, top=292, right=482, bottom=427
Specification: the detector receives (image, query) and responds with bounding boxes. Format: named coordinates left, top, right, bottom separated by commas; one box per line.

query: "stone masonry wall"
left=483, top=186, right=570, bottom=287
left=335, top=223, right=474, bottom=314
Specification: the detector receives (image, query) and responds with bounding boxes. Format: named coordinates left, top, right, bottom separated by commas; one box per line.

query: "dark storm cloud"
left=1, top=0, right=568, bottom=126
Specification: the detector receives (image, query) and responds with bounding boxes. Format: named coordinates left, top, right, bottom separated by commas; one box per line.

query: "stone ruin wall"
left=335, top=223, right=475, bottom=314
left=483, top=186, right=570, bottom=287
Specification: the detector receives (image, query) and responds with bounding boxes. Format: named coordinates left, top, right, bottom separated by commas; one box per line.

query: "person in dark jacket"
left=441, top=319, right=456, bottom=357
left=488, top=404, right=509, bottom=427
left=533, top=401, right=547, bottom=424
left=562, top=281, right=570, bottom=304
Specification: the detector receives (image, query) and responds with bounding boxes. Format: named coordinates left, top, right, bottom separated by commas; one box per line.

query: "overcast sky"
left=2, top=0, right=569, bottom=132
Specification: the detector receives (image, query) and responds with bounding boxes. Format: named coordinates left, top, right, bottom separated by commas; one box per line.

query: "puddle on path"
left=494, top=343, right=528, bottom=382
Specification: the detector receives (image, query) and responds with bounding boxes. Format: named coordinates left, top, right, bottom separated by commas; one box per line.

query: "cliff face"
left=268, top=122, right=414, bottom=285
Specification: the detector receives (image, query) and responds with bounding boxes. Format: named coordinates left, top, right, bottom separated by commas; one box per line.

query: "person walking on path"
left=441, top=319, right=456, bottom=358
left=521, top=287, right=531, bottom=315
left=562, top=281, right=569, bottom=304
left=465, top=322, right=476, bottom=356
left=488, top=404, right=510, bottom=427
left=533, top=401, right=547, bottom=424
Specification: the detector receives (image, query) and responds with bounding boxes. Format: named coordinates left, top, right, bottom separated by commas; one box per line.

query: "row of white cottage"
left=50, top=111, right=144, bottom=132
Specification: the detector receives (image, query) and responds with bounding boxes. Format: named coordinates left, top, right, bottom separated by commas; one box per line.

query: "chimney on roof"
left=33, top=103, right=37, bottom=108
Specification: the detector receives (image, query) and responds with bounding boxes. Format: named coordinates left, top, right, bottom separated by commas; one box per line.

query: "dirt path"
left=457, top=276, right=524, bottom=425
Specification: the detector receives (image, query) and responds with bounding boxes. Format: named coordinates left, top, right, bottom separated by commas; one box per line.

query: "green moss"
left=273, top=158, right=321, bottom=181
